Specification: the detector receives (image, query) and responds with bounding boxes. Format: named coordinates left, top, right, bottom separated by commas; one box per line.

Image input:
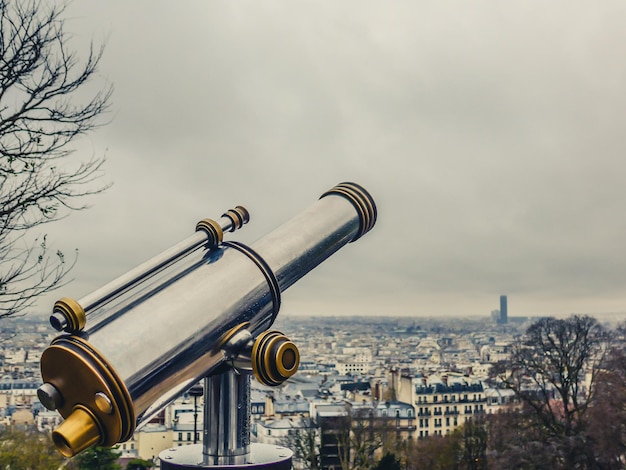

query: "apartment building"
left=399, top=373, right=486, bottom=438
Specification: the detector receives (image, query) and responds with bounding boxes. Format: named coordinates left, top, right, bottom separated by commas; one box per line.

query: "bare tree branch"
left=489, top=315, right=611, bottom=467
left=0, top=0, right=111, bottom=317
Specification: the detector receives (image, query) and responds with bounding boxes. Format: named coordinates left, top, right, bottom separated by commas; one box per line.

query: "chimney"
left=265, top=393, right=275, bottom=417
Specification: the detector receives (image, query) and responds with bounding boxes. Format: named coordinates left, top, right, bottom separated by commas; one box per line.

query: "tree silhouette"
left=125, top=458, right=154, bottom=470
left=585, top=345, right=626, bottom=468
left=0, top=428, right=65, bottom=469
left=73, top=445, right=122, bottom=470
left=278, top=417, right=321, bottom=470
left=372, top=452, right=401, bottom=470
left=0, top=0, right=111, bottom=318
left=491, top=315, right=611, bottom=468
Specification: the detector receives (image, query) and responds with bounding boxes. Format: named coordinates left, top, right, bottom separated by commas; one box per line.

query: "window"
left=178, top=432, right=182, bottom=441
left=187, top=432, right=191, bottom=441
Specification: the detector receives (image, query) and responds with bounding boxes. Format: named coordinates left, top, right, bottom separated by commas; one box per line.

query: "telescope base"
left=159, top=443, right=293, bottom=470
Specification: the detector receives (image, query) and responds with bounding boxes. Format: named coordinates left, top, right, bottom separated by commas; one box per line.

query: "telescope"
left=37, top=182, right=377, bottom=469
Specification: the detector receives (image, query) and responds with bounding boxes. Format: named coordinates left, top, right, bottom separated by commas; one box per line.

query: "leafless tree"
left=0, top=0, right=111, bottom=317
left=404, top=434, right=459, bottom=470
left=490, top=315, right=611, bottom=468
left=585, top=344, right=626, bottom=468
left=278, top=418, right=322, bottom=470
left=334, top=407, right=394, bottom=470
left=487, top=410, right=562, bottom=470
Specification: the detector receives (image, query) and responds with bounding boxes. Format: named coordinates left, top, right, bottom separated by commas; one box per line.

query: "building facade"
left=399, top=374, right=486, bottom=438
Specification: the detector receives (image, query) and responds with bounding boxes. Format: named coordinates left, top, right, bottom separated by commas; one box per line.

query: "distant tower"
left=500, top=295, right=508, bottom=324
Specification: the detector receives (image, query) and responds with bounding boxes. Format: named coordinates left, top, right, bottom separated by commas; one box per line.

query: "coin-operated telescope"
left=38, top=182, right=377, bottom=469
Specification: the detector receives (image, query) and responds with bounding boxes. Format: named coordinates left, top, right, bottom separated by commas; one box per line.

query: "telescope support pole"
left=204, top=369, right=251, bottom=463
left=159, top=367, right=292, bottom=470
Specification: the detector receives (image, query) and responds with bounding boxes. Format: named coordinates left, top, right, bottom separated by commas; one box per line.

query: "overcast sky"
left=34, top=1, right=626, bottom=320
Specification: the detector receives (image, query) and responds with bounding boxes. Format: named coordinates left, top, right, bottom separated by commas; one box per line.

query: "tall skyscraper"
left=500, top=295, right=508, bottom=324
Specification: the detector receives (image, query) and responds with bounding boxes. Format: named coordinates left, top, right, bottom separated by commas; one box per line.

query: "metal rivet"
left=94, top=392, right=113, bottom=414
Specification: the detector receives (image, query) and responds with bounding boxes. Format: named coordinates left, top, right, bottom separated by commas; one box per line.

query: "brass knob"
left=252, top=331, right=300, bottom=386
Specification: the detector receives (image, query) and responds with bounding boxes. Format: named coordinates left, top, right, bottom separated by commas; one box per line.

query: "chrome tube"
left=85, top=243, right=278, bottom=421
left=204, top=371, right=251, bottom=463
left=39, top=182, right=376, bottom=457
left=78, top=232, right=207, bottom=311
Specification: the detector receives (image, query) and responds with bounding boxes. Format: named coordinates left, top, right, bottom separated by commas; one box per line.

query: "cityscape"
left=1, top=295, right=624, bottom=468
left=2, top=0, right=626, bottom=469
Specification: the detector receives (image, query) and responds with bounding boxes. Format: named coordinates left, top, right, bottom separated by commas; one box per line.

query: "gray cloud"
left=35, top=0, right=626, bottom=320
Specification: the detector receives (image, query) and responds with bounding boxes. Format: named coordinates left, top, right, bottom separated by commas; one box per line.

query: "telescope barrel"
left=39, top=182, right=376, bottom=458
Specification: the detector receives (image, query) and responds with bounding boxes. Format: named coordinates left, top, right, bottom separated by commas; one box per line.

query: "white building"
left=399, top=373, right=487, bottom=438
left=335, top=349, right=373, bottom=376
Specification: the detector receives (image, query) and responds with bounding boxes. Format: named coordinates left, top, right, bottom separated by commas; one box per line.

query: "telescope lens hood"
left=320, top=182, right=377, bottom=241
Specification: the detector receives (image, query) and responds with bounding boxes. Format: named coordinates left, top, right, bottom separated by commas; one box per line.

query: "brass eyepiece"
left=52, top=405, right=102, bottom=458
